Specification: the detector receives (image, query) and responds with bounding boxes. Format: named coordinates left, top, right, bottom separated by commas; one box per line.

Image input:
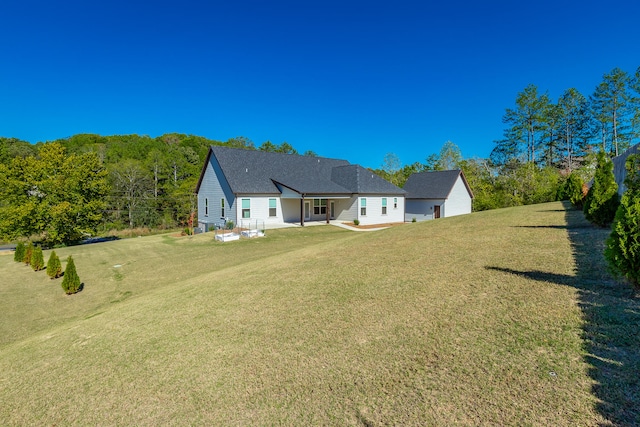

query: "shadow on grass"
left=489, top=202, right=640, bottom=425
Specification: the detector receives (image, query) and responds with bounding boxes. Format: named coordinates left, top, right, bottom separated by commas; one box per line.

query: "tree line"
left=374, top=66, right=640, bottom=211
left=0, top=134, right=309, bottom=245
left=1, top=66, right=638, bottom=245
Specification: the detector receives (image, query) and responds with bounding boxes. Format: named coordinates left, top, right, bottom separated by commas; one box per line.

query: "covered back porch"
left=280, top=195, right=356, bottom=226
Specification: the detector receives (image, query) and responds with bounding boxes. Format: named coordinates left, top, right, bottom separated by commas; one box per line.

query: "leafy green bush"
left=14, top=242, right=25, bottom=263
left=61, top=256, right=82, bottom=295
left=46, top=250, right=62, bottom=279
left=353, top=219, right=360, bottom=226
left=583, top=151, right=619, bottom=227
left=605, top=154, right=640, bottom=288
left=30, top=246, right=45, bottom=271
left=226, top=221, right=235, bottom=230
left=557, top=173, right=585, bottom=208
left=23, top=242, right=34, bottom=265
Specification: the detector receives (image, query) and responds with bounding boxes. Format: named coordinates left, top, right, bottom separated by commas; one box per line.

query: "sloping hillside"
left=1, top=202, right=637, bottom=426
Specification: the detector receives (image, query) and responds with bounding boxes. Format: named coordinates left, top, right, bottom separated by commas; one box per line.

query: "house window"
left=382, top=198, right=387, bottom=215
left=313, top=199, right=327, bottom=215
left=269, top=198, right=277, bottom=217
left=394, top=197, right=398, bottom=209
left=221, top=199, right=225, bottom=218
left=205, top=198, right=208, bottom=217
left=242, top=198, right=250, bottom=219
left=360, top=198, right=367, bottom=216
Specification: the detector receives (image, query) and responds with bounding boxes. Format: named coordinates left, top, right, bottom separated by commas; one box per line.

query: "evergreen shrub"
left=583, top=152, right=619, bottom=227
left=46, top=250, right=63, bottom=279
left=23, top=242, right=34, bottom=265
left=61, top=256, right=82, bottom=295
left=30, top=246, right=45, bottom=271
left=605, top=154, right=640, bottom=288
left=14, top=242, right=25, bottom=263
left=557, top=173, right=585, bottom=208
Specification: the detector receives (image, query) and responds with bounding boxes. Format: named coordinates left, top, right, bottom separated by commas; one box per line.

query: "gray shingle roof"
left=403, top=169, right=472, bottom=199
left=196, top=146, right=405, bottom=196
left=331, top=165, right=406, bottom=195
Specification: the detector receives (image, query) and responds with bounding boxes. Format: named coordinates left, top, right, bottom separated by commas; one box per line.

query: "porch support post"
left=326, top=199, right=330, bottom=224
left=300, top=197, right=305, bottom=227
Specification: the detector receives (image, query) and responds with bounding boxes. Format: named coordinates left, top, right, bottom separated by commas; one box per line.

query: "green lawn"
left=1, top=202, right=638, bottom=426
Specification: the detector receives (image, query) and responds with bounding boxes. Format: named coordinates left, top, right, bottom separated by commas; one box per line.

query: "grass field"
left=1, top=202, right=638, bottom=426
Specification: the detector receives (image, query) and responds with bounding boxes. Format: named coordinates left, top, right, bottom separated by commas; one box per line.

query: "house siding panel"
left=444, top=177, right=472, bottom=217
left=405, top=199, right=445, bottom=222
left=198, top=157, right=236, bottom=230
left=335, top=197, right=357, bottom=222
left=357, top=196, right=405, bottom=225
left=235, top=196, right=285, bottom=227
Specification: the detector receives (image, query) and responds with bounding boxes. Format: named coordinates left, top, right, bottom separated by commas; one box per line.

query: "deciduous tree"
left=0, top=143, right=108, bottom=245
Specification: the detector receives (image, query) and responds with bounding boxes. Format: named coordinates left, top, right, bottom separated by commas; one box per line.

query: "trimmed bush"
left=605, top=154, right=640, bottom=288
left=353, top=219, right=360, bottom=226
left=23, top=242, right=34, bottom=265
left=46, top=250, right=63, bottom=279
left=61, top=256, right=82, bottom=295
left=30, top=246, right=45, bottom=271
left=14, top=242, right=25, bottom=263
left=583, top=151, right=619, bottom=227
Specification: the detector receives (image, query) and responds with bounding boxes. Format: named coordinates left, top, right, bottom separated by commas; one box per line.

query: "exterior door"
left=304, top=201, right=311, bottom=221
left=330, top=201, right=335, bottom=219
left=434, top=205, right=441, bottom=219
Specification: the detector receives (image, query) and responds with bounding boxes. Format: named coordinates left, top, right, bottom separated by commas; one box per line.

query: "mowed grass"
left=1, top=202, right=638, bottom=425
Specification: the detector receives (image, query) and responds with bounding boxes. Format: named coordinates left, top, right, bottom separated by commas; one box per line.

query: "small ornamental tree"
left=30, top=246, right=45, bottom=271
left=23, top=242, right=34, bottom=265
left=605, top=154, right=640, bottom=288
left=61, top=256, right=81, bottom=295
left=583, top=151, right=620, bottom=227
left=46, top=250, right=63, bottom=279
left=14, top=242, right=25, bottom=263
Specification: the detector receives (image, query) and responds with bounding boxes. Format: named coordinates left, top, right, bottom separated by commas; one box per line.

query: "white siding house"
left=195, top=146, right=406, bottom=230
left=403, top=170, right=473, bottom=222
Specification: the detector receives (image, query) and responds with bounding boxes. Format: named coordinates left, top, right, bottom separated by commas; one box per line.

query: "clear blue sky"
left=2, top=0, right=638, bottom=168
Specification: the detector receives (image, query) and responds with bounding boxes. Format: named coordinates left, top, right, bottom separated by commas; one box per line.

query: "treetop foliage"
left=0, top=143, right=109, bottom=245
left=0, top=133, right=315, bottom=239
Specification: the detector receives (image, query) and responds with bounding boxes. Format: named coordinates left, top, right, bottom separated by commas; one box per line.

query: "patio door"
left=304, top=201, right=311, bottom=221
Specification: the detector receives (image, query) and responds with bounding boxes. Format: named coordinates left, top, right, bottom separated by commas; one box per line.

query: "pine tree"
left=61, top=256, right=81, bottom=295
left=14, top=242, right=25, bottom=263
left=30, top=246, right=45, bottom=271
left=23, top=242, right=34, bottom=265
left=583, top=151, right=619, bottom=226
left=605, top=154, right=640, bottom=288
left=46, top=250, right=62, bottom=279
